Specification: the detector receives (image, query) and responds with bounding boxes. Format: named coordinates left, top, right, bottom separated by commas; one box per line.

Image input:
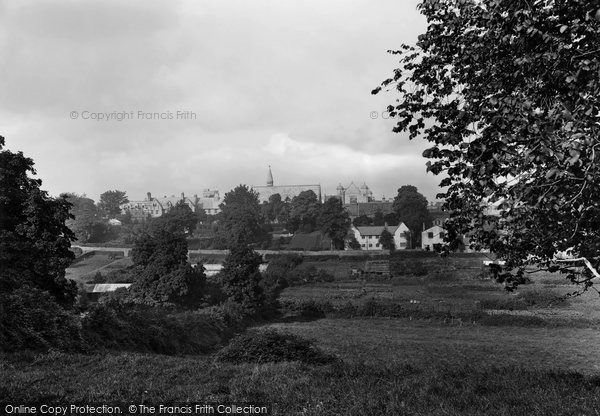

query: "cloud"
left=0, top=0, right=442, bottom=202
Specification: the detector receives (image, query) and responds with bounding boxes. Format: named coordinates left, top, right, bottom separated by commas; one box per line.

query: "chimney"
left=147, top=192, right=152, bottom=201
left=181, top=192, right=185, bottom=200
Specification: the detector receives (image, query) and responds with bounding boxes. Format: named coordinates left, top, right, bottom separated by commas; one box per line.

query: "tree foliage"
left=318, top=197, right=351, bottom=250
left=375, top=0, right=600, bottom=290
left=215, top=185, right=268, bottom=248
left=379, top=229, right=395, bottom=251
left=392, top=186, right=429, bottom=248
left=0, top=137, right=77, bottom=307
left=287, top=190, right=321, bottom=233
left=98, top=190, right=128, bottom=218
left=152, top=200, right=198, bottom=235
left=220, top=244, right=265, bottom=315
left=130, top=229, right=205, bottom=307
left=61, top=193, right=108, bottom=243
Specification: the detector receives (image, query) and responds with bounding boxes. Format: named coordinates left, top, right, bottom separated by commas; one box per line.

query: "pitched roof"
left=355, top=225, right=399, bottom=236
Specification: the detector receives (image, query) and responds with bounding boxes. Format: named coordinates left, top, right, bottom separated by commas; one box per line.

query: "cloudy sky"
left=0, top=0, right=443, bottom=203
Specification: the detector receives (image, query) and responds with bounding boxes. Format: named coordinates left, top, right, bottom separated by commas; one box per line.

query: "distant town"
left=109, top=166, right=450, bottom=252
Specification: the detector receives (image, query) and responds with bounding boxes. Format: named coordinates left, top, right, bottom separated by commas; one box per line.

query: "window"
left=376, top=243, right=380, bottom=248
left=428, top=232, right=434, bottom=239
left=368, top=244, right=372, bottom=247
left=439, top=232, right=445, bottom=239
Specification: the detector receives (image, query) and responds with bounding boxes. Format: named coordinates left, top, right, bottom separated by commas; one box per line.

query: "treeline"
left=0, top=138, right=291, bottom=354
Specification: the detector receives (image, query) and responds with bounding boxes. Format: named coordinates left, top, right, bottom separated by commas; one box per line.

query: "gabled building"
left=421, top=225, right=446, bottom=251
left=120, top=192, right=198, bottom=222
left=336, top=182, right=373, bottom=204
left=351, top=223, right=410, bottom=250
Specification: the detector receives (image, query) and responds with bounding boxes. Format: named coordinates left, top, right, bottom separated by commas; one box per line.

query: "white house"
left=421, top=225, right=446, bottom=250
left=351, top=224, right=410, bottom=250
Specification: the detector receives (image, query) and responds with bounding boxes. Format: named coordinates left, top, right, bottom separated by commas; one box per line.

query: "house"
left=421, top=225, right=446, bottom=251
left=351, top=224, right=410, bottom=250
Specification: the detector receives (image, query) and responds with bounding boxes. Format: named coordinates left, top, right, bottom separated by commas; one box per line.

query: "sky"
left=0, top=0, right=443, bottom=203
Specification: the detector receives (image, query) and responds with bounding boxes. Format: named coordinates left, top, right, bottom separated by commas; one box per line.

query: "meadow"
left=5, top=253, right=600, bottom=415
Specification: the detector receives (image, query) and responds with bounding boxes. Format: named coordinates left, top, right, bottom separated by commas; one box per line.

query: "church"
left=253, top=166, right=322, bottom=203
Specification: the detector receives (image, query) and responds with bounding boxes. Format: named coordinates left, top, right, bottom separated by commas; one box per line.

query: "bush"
left=0, top=288, right=84, bottom=352
left=216, top=329, right=336, bottom=365
left=82, top=304, right=226, bottom=354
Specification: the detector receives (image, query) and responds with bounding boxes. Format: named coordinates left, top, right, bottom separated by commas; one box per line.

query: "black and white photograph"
left=1, top=0, right=600, bottom=414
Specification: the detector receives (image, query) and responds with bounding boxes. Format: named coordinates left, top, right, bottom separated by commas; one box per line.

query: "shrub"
left=82, top=304, right=226, bottom=354
left=0, top=288, right=84, bottom=352
left=216, top=329, right=336, bottom=364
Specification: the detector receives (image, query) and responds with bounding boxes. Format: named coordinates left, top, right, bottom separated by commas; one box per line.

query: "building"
left=335, top=182, right=373, bottom=204
left=343, top=201, right=394, bottom=219
left=428, top=201, right=449, bottom=227
left=253, top=166, right=322, bottom=203
left=351, top=224, right=410, bottom=250
left=198, top=189, right=221, bottom=215
left=421, top=225, right=446, bottom=250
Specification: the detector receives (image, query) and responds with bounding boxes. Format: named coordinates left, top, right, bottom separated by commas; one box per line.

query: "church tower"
left=267, top=165, right=274, bottom=187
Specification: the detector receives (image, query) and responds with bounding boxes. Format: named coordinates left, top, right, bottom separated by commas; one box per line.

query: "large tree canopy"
left=0, top=137, right=77, bottom=306
left=287, top=190, right=321, bottom=233
left=98, top=190, right=128, bottom=218
left=318, top=197, right=351, bottom=250
left=215, top=185, right=267, bottom=248
left=393, top=185, right=430, bottom=248
left=61, top=193, right=107, bottom=243
left=375, top=0, right=600, bottom=290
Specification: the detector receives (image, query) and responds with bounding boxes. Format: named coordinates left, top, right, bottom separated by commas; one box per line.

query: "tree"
left=0, top=136, right=77, bottom=306
left=152, top=200, right=198, bottom=235
left=347, top=235, right=361, bottom=250
left=261, top=193, right=286, bottom=223
left=130, top=228, right=205, bottom=307
left=374, top=1, right=600, bottom=290
left=392, top=186, right=429, bottom=248
left=353, top=214, right=373, bottom=227
left=61, top=193, right=107, bottom=243
left=379, top=229, right=395, bottom=251
left=383, top=212, right=400, bottom=226
left=214, top=185, right=268, bottom=248
left=287, top=190, right=321, bottom=233
left=318, top=197, right=351, bottom=250
left=98, top=190, right=128, bottom=218
left=220, top=244, right=265, bottom=315
left=373, top=210, right=385, bottom=226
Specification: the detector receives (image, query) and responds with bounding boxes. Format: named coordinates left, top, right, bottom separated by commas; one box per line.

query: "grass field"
left=65, top=252, right=133, bottom=283
left=6, top=255, right=600, bottom=415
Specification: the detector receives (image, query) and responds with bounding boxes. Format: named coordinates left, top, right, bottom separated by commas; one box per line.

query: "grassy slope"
left=3, top=351, right=600, bottom=415
left=6, top=258, right=600, bottom=415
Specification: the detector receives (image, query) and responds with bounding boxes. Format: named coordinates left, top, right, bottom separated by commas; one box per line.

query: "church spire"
left=267, top=165, right=274, bottom=187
